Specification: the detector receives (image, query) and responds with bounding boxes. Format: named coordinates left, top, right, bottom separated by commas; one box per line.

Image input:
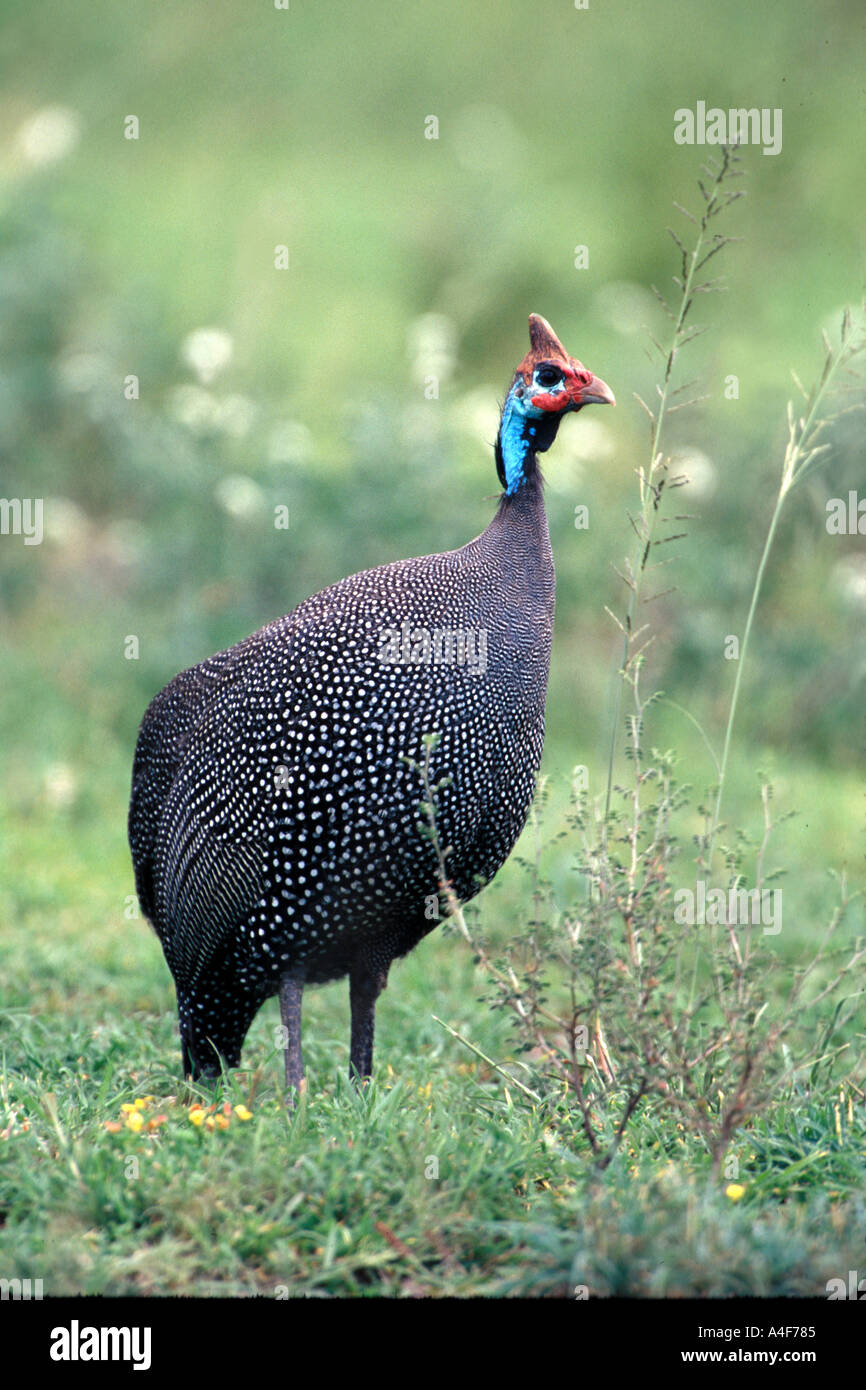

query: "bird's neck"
left=481, top=466, right=554, bottom=597
left=495, top=387, right=561, bottom=495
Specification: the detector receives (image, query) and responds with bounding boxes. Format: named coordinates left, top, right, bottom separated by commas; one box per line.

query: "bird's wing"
left=149, top=662, right=274, bottom=991
left=128, top=649, right=236, bottom=926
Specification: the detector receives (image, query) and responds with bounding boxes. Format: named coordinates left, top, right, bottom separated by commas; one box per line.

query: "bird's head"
left=496, top=313, right=614, bottom=494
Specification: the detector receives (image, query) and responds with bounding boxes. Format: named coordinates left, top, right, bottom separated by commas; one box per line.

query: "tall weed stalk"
left=423, top=149, right=866, bottom=1172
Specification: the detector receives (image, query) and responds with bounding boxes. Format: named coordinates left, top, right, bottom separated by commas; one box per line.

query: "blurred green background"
left=1, top=0, right=864, bottom=953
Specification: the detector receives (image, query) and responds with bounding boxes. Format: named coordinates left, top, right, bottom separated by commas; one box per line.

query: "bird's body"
left=129, top=315, right=613, bottom=1092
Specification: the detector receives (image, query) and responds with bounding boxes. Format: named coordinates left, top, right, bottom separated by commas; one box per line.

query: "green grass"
left=3, top=988, right=865, bottom=1297
left=2, top=737, right=864, bottom=1297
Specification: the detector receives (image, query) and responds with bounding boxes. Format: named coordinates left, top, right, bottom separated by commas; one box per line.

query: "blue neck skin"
left=497, top=384, right=547, bottom=495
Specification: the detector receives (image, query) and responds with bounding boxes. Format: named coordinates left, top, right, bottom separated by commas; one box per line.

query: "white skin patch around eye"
left=531, top=368, right=565, bottom=394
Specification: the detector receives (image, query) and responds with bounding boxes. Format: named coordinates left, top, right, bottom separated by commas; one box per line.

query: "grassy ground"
left=2, top=729, right=864, bottom=1297
left=3, top=977, right=866, bottom=1297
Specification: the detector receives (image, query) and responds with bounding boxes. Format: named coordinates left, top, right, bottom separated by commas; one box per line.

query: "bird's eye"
left=534, top=364, right=563, bottom=389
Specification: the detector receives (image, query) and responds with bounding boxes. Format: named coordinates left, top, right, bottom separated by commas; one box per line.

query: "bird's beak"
left=579, top=373, right=616, bottom=407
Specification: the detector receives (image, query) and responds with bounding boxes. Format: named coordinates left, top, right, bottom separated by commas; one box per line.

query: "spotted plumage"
left=128, top=314, right=614, bottom=1095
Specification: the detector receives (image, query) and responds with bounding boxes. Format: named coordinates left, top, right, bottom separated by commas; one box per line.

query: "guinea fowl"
left=129, top=314, right=614, bottom=1096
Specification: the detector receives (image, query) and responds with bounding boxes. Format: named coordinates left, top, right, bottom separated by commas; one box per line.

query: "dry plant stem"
left=603, top=146, right=742, bottom=834
left=431, top=1016, right=541, bottom=1102
left=703, top=307, right=865, bottom=872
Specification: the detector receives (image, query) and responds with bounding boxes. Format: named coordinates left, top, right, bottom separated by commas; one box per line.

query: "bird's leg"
left=278, top=971, right=306, bottom=1101
left=349, top=951, right=390, bottom=1084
